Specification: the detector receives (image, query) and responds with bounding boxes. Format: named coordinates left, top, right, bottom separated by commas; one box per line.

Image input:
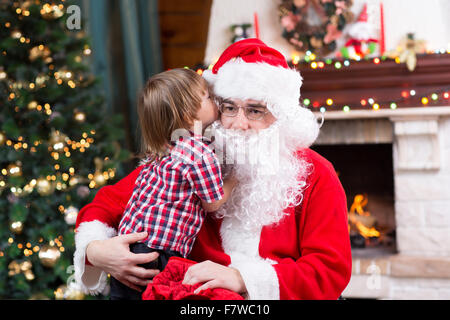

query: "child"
left=110, top=68, right=237, bottom=300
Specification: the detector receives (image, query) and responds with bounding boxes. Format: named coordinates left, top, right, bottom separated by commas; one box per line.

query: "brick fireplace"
left=312, top=108, right=450, bottom=299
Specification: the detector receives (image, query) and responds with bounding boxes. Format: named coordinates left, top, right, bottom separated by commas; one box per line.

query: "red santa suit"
left=74, top=148, right=351, bottom=299
left=73, top=39, right=352, bottom=299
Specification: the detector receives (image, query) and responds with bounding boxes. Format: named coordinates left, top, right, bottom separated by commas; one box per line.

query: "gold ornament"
left=38, top=245, right=61, bottom=268
left=93, top=172, right=106, bottom=187
left=0, top=177, right=6, bottom=194
left=49, top=129, right=68, bottom=152
left=28, top=100, right=38, bottom=110
left=73, top=111, right=86, bottom=123
left=0, top=132, right=6, bottom=145
left=64, top=206, right=78, bottom=225
left=0, top=69, right=6, bottom=80
left=54, top=284, right=85, bottom=300
left=10, top=221, right=23, bottom=234
left=7, top=163, right=22, bottom=177
left=91, top=157, right=107, bottom=187
left=11, top=30, right=22, bottom=39
left=54, top=285, right=66, bottom=299
left=35, top=74, right=49, bottom=87
left=8, top=260, right=35, bottom=281
left=36, top=177, right=54, bottom=196
left=29, top=45, right=51, bottom=63
left=40, top=3, right=64, bottom=20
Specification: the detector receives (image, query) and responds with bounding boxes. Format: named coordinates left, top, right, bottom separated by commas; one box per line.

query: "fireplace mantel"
left=314, top=106, right=450, bottom=120
left=298, top=54, right=450, bottom=111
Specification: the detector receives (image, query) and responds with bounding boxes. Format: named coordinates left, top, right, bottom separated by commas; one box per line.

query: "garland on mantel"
left=303, top=86, right=450, bottom=115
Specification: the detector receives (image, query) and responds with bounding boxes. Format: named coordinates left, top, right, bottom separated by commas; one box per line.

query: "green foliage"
left=0, top=0, right=130, bottom=299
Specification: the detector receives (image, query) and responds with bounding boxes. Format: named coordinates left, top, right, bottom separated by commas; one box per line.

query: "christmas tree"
left=0, top=0, right=130, bottom=299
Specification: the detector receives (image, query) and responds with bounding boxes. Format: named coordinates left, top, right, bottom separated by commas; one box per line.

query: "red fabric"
left=211, top=38, right=289, bottom=74
left=142, top=257, right=244, bottom=300
left=75, top=148, right=352, bottom=299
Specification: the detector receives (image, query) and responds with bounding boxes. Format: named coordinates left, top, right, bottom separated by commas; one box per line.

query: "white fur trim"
left=231, top=257, right=280, bottom=300
left=203, top=59, right=302, bottom=122
left=220, top=216, right=280, bottom=300
left=74, top=220, right=117, bottom=295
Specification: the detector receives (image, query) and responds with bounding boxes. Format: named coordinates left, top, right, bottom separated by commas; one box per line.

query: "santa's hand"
left=182, top=260, right=247, bottom=295
left=86, top=232, right=160, bottom=292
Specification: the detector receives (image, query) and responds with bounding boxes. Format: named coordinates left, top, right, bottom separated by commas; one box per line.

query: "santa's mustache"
left=208, top=121, right=282, bottom=169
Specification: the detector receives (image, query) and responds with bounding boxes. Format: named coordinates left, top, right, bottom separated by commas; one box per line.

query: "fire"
left=348, top=194, right=381, bottom=239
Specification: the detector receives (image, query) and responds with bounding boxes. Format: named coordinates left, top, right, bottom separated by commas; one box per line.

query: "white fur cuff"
left=74, top=220, right=117, bottom=295
left=231, top=258, right=280, bottom=300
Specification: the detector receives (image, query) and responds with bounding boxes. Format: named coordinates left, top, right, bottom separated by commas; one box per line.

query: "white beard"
left=210, top=121, right=314, bottom=231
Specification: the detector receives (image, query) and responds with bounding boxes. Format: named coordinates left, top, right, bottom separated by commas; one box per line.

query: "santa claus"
left=74, top=38, right=352, bottom=300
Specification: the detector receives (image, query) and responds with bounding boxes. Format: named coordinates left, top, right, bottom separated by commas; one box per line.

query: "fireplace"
left=308, top=113, right=450, bottom=299
left=311, top=143, right=396, bottom=255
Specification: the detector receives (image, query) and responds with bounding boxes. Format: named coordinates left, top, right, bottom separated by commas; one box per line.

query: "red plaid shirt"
left=118, top=136, right=224, bottom=257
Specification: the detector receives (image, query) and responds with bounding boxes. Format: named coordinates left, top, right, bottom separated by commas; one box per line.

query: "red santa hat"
left=203, top=38, right=305, bottom=122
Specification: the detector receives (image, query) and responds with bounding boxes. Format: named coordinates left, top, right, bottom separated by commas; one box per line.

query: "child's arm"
left=201, top=174, right=238, bottom=212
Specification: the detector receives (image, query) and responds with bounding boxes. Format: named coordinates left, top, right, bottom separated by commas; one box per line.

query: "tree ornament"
left=0, top=177, right=6, bottom=194
left=49, top=129, right=69, bottom=152
left=0, top=132, right=6, bottom=145
left=8, top=260, right=35, bottom=281
left=73, top=110, right=86, bottom=123
left=0, top=68, right=6, bottom=80
left=279, top=0, right=353, bottom=56
left=40, top=3, right=64, bottom=20
left=7, top=162, right=22, bottom=177
left=27, top=100, right=38, bottom=110
left=91, top=157, right=107, bottom=187
left=29, top=45, right=51, bottom=62
left=76, top=185, right=90, bottom=198
left=54, top=283, right=85, bottom=300
left=38, top=245, right=61, bottom=268
left=36, top=177, right=54, bottom=196
left=10, top=29, right=22, bottom=39
left=64, top=206, right=78, bottom=225
left=10, top=221, right=23, bottom=234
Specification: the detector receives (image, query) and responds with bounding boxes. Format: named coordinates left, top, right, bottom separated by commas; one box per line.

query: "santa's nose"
left=230, top=108, right=249, bottom=130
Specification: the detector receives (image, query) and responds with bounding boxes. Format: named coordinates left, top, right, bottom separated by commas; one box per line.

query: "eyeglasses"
left=215, top=97, right=269, bottom=121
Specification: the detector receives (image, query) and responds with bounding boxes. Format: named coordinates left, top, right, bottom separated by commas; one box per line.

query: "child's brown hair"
left=138, top=68, right=210, bottom=158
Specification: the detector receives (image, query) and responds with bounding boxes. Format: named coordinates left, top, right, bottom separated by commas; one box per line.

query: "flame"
left=348, top=194, right=381, bottom=239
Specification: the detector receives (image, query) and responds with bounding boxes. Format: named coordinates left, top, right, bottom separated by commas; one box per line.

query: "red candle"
left=380, top=2, right=385, bottom=55
left=254, top=12, right=260, bottom=39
